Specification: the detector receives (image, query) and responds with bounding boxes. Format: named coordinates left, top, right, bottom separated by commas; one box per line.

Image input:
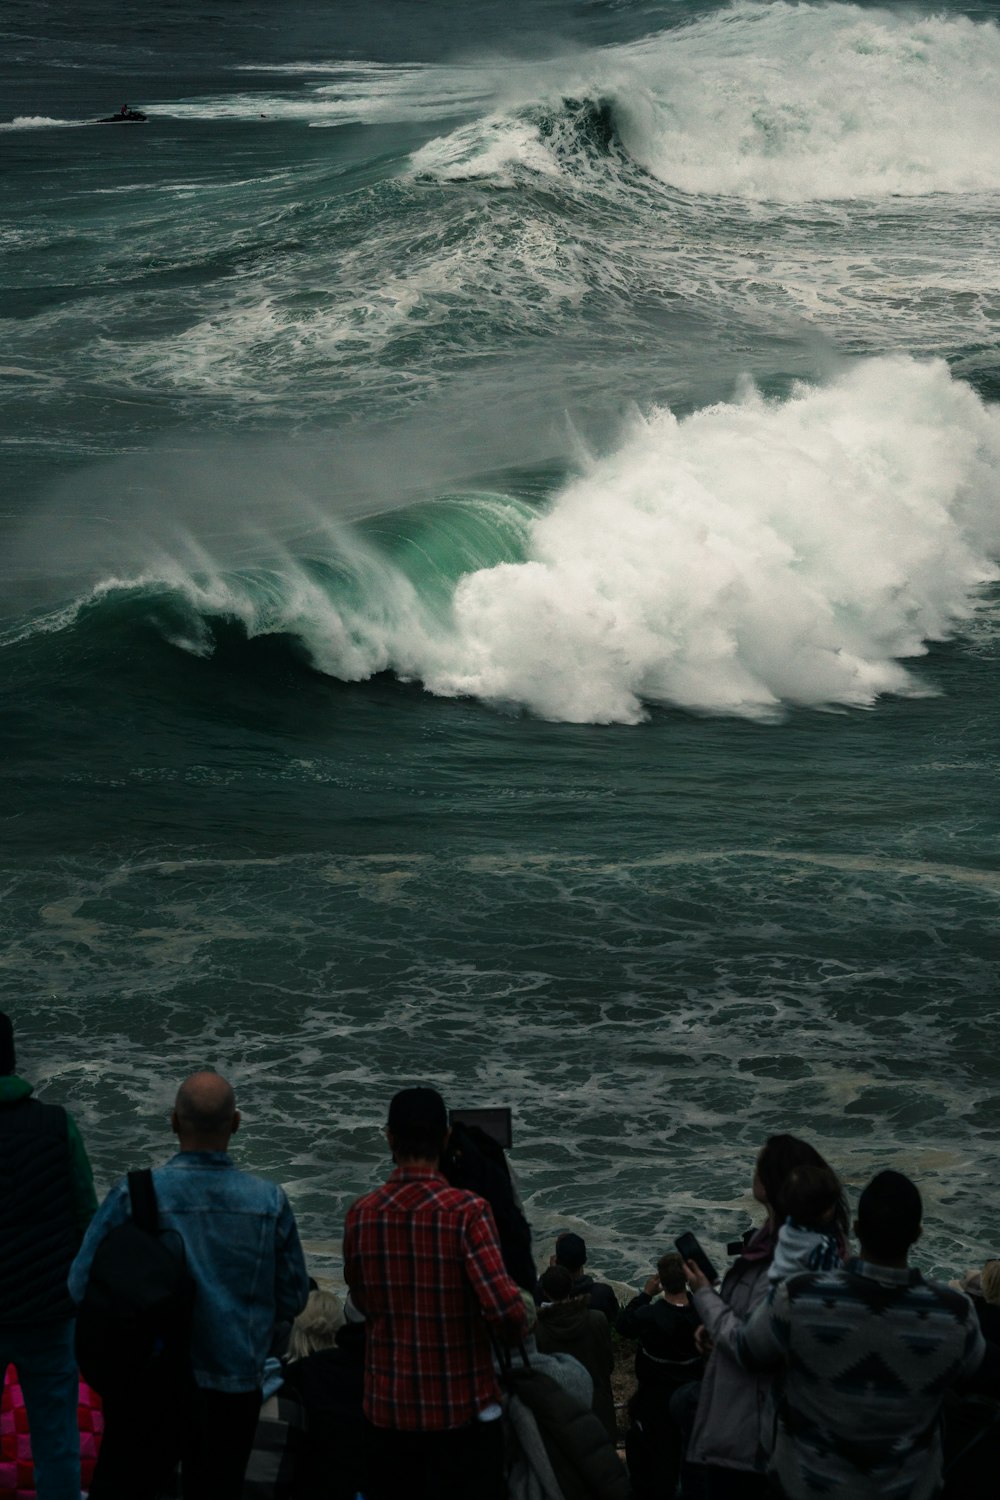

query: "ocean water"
left=3, top=0, right=1000, bottom=1283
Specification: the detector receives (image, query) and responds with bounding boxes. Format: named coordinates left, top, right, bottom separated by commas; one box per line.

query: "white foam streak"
left=1, top=115, right=81, bottom=130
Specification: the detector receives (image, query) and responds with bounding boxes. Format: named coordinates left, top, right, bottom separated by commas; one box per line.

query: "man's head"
left=855, top=1170, right=922, bottom=1267
left=386, top=1086, right=449, bottom=1164
left=171, top=1071, right=240, bottom=1151
left=657, top=1252, right=687, bottom=1295
left=553, top=1232, right=587, bottom=1273
left=0, top=1013, right=15, bottom=1077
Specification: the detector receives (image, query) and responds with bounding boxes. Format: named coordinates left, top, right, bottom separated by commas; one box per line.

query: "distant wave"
left=10, top=359, right=1000, bottom=725
left=409, top=3, right=1000, bottom=201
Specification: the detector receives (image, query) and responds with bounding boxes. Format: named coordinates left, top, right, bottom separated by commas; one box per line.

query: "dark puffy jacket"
left=0, top=1094, right=78, bottom=1322
left=505, top=1364, right=632, bottom=1500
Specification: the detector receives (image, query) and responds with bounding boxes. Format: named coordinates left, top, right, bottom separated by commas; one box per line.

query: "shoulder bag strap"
left=127, top=1167, right=159, bottom=1235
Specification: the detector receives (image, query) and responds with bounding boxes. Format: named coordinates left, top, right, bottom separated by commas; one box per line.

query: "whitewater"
left=2, top=0, right=1000, bottom=1283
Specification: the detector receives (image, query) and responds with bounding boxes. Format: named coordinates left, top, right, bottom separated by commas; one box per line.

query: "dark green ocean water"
left=3, top=0, right=1000, bottom=1281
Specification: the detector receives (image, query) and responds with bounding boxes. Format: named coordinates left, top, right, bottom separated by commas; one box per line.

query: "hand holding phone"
left=675, top=1231, right=719, bottom=1287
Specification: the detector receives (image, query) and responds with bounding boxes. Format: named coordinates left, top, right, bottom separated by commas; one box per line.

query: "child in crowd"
left=769, top=1163, right=847, bottom=1282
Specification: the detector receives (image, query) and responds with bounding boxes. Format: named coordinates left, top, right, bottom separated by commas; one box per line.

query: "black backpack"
left=75, top=1168, right=196, bottom=1395
left=442, top=1123, right=536, bottom=1291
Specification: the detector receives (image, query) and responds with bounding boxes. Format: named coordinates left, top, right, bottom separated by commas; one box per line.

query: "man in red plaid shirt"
left=343, top=1085, right=528, bottom=1499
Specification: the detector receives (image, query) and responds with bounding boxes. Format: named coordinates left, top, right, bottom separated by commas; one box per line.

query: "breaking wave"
left=11, top=358, right=1000, bottom=726
left=409, top=3, right=1000, bottom=201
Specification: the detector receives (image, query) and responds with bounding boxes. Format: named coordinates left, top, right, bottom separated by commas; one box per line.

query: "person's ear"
left=231, top=1110, right=241, bottom=1135
left=171, top=1110, right=180, bottom=1137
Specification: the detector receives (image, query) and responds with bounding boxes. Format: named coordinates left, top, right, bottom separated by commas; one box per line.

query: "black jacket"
left=0, top=1095, right=78, bottom=1322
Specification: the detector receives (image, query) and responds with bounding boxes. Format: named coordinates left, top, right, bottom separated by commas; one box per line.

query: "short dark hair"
left=657, top=1252, right=686, bottom=1294
left=539, top=1266, right=574, bottom=1302
left=387, top=1087, right=448, bottom=1161
left=857, top=1171, right=922, bottom=1261
left=390, top=1122, right=448, bottom=1162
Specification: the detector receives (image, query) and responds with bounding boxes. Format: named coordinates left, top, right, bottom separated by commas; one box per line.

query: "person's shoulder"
left=784, top=1264, right=849, bottom=1295
left=345, top=1181, right=388, bottom=1219
left=920, top=1275, right=980, bottom=1320
left=197, top=1161, right=289, bottom=1211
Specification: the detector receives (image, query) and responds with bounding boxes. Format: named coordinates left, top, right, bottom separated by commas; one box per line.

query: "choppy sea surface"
left=3, top=0, right=1000, bottom=1283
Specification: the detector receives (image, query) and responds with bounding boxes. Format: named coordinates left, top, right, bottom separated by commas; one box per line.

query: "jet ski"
left=97, top=106, right=147, bottom=124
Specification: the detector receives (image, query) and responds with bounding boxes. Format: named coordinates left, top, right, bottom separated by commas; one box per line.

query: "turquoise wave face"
left=3, top=0, right=1000, bottom=1285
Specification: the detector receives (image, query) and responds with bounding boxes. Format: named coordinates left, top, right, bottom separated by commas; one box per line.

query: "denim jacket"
left=69, top=1151, right=309, bottom=1392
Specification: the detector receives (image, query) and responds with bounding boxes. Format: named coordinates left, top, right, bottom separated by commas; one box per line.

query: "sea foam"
left=606, top=3, right=1000, bottom=200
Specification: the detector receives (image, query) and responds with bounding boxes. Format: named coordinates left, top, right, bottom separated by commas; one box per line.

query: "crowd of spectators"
left=4, top=1008, right=1000, bottom=1500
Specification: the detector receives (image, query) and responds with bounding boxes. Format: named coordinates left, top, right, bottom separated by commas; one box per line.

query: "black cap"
left=555, top=1232, right=587, bottom=1270
left=387, top=1086, right=448, bottom=1133
left=0, top=1014, right=15, bottom=1076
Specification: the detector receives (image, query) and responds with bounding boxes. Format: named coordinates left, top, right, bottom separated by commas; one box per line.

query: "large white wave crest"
left=418, top=358, right=1000, bottom=722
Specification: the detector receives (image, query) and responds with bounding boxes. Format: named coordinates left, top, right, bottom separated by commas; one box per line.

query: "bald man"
left=69, top=1072, right=309, bottom=1500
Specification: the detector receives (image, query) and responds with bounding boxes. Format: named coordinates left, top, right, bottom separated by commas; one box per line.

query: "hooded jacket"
left=535, top=1296, right=616, bottom=1439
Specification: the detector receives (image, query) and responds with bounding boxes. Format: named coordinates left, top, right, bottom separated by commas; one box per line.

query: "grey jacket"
left=503, top=1343, right=593, bottom=1500
left=688, top=1247, right=774, bottom=1472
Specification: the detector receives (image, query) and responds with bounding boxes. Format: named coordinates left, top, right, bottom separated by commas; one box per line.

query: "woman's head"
left=754, top=1134, right=849, bottom=1236
left=288, top=1289, right=345, bottom=1360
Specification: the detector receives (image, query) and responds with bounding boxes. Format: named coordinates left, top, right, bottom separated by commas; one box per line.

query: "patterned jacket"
left=735, top=1258, right=986, bottom=1500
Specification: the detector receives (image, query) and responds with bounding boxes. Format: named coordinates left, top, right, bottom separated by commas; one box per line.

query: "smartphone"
left=675, top=1231, right=719, bottom=1286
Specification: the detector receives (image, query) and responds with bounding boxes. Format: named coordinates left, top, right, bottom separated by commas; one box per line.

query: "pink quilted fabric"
left=0, top=1365, right=103, bottom=1499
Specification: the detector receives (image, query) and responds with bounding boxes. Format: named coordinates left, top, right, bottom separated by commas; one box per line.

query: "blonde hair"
left=981, top=1261, right=1000, bottom=1307
left=288, top=1289, right=345, bottom=1360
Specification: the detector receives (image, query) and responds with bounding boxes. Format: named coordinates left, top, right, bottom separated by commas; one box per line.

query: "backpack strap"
left=127, top=1168, right=159, bottom=1235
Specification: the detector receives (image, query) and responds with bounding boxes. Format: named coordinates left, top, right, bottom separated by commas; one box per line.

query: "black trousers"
left=89, top=1372, right=261, bottom=1500
left=365, top=1417, right=506, bottom=1500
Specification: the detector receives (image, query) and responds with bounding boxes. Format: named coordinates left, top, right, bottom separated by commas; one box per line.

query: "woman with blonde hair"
left=287, top=1289, right=344, bottom=1361
left=284, top=1289, right=368, bottom=1499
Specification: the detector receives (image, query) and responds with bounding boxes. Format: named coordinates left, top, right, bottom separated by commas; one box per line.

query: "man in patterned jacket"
left=343, top=1085, right=528, bottom=1500
left=724, top=1170, right=986, bottom=1500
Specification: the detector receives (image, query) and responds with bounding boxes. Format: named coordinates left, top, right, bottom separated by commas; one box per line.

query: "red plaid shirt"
left=343, top=1163, right=527, bottom=1431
